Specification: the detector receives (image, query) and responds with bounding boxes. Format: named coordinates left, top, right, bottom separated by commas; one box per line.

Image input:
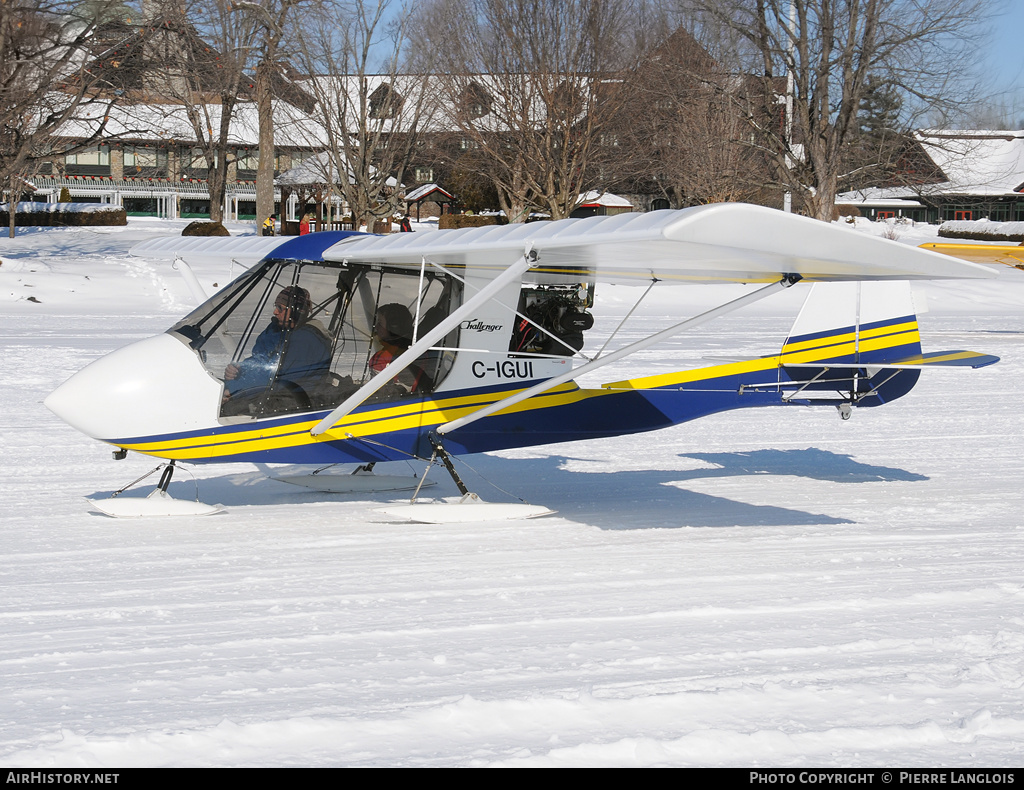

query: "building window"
left=65, top=146, right=110, bottom=175
left=369, top=83, right=403, bottom=119
left=415, top=167, right=434, bottom=183
left=185, top=148, right=216, bottom=173
left=236, top=150, right=259, bottom=171
left=65, top=146, right=109, bottom=166
left=235, top=149, right=260, bottom=178
left=124, top=146, right=167, bottom=177
left=459, top=138, right=479, bottom=151
left=280, top=150, right=318, bottom=173
left=460, top=82, right=492, bottom=120
left=989, top=204, right=1010, bottom=222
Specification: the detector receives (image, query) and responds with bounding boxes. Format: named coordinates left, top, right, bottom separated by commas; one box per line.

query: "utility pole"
left=783, top=0, right=795, bottom=214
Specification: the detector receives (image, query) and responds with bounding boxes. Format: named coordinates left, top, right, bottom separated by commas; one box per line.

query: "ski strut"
left=428, top=434, right=469, bottom=496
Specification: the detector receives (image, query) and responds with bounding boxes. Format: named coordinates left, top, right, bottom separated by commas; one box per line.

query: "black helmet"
left=278, top=285, right=312, bottom=321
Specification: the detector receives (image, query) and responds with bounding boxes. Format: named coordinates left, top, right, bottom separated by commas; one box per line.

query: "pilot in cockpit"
left=222, top=285, right=331, bottom=413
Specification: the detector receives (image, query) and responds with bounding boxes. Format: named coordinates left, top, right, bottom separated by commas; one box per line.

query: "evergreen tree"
left=858, top=75, right=902, bottom=142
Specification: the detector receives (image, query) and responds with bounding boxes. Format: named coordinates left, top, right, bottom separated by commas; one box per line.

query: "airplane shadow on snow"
left=459, top=446, right=928, bottom=530
left=91, top=447, right=926, bottom=530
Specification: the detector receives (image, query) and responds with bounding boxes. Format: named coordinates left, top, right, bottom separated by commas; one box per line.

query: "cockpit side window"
left=168, top=259, right=462, bottom=420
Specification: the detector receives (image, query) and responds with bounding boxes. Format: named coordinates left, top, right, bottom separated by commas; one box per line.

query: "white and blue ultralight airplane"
left=45, top=204, right=999, bottom=521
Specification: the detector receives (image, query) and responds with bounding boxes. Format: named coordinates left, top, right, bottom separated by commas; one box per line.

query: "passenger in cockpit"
left=222, top=285, right=331, bottom=413
left=369, top=303, right=413, bottom=373
left=370, top=303, right=431, bottom=393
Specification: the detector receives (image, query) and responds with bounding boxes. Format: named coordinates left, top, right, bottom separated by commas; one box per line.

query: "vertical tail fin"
left=782, top=281, right=922, bottom=366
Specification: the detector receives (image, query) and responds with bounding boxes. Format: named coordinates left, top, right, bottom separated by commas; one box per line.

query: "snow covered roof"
left=45, top=71, right=611, bottom=155
left=404, top=183, right=454, bottom=202
left=837, top=131, right=1024, bottom=205
left=275, top=151, right=399, bottom=189
left=577, top=191, right=634, bottom=208
left=48, top=95, right=327, bottom=148
left=274, top=152, right=335, bottom=187
left=835, top=186, right=926, bottom=206
left=917, top=131, right=1024, bottom=196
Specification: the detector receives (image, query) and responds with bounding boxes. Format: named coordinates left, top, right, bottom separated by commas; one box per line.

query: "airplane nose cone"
left=45, top=333, right=223, bottom=442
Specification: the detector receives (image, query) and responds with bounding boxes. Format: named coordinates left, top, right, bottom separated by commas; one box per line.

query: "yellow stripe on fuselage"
left=117, top=320, right=921, bottom=461
left=116, top=381, right=614, bottom=461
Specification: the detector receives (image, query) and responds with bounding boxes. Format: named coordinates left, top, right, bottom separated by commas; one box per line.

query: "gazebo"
left=275, top=152, right=342, bottom=233
left=404, top=183, right=455, bottom=221
left=275, top=153, right=400, bottom=233
left=571, top=191, right=635, bottom=218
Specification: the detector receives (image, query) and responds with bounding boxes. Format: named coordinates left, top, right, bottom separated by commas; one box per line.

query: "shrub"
left=438, top=214, right=503, bottom=230
left=182, top=220, right=230, bottom=236
left=0, top=201, right=126, bottom=227
left=938, top=220, right=1024, bottom=243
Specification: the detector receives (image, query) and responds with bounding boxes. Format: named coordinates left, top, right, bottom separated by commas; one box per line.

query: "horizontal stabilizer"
left=785, top=350, right=999, bottom=370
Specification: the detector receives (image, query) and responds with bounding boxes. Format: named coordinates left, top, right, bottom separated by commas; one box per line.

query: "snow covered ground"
left=2, top=217, right=1024, bottom=767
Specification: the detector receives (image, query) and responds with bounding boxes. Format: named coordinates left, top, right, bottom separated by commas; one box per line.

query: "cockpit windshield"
left=168, top=258, right=462, bottom=420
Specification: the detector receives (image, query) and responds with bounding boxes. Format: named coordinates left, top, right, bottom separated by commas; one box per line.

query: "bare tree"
left=612, top=27, right=773, bottom=208
left=410, top=0, right=647, bottom=222
left=141, top=2, right=259, bottom=224
left=295, top=0, right=436, bottom=230
left=684, top=0, right=990, bottom=220
left=234, top=0, right=306, bottom=232
left=0, top=0, right=123, bottom=236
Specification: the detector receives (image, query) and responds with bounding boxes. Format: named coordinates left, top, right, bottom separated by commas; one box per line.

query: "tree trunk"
left=208, top=163, right=225, bottom=224
left=8, top=175, right=16, bottom=239
left=208, top=96, right=237, bottom=224
left=255, top=59, right=276, bottom=232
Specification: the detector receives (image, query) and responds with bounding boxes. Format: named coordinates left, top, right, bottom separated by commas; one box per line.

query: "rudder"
left=782, top=281, right=922, bottom=366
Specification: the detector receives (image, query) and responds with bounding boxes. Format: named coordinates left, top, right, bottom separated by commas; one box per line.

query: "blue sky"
left=981, top=1, right=1024, bottom=122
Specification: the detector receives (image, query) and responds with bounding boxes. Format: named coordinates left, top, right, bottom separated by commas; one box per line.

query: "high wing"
left=129, top=234, right=292, bottom=267
left=130, top=231, right=366, bottom=304
left=322, top=204, right=994, bottom=283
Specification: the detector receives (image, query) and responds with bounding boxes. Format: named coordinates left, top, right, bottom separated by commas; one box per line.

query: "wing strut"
left=172, top=257, right=208, bottom=304
left=310, top=248, right=538, bottom=437
left=436, top=274, right=802, bottom=437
